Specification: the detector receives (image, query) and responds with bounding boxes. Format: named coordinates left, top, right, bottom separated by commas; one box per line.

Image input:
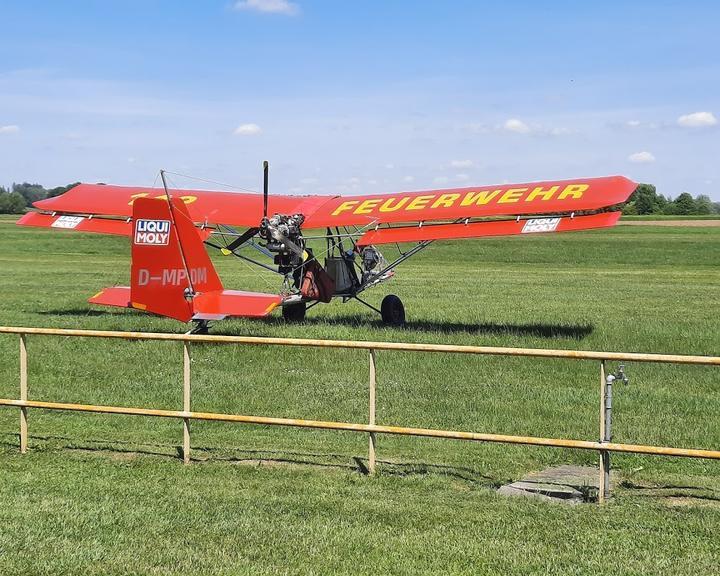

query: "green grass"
left=620, top=214, right=720, bottom=220
left=1, top=217, right=719, bottom=575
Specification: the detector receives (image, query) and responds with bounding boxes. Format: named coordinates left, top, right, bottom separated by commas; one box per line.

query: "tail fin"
left=130, top=197, right=222, bottom=322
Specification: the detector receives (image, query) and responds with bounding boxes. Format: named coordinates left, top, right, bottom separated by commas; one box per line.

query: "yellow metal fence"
left=1, top=326, right=719, bottom=504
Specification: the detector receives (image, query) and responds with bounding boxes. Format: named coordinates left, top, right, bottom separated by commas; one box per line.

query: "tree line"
left=622, top=184, right=720, bottom=215
left=1, top=180, right=718, bottom=216
left=0, top=182, right=80, bottom=214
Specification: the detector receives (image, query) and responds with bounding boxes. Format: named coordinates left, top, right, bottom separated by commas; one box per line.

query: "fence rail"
left=1, top=326, right=719, bottom=504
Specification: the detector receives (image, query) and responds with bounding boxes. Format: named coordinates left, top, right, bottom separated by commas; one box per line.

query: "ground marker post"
left=599, top=360, right=609, bottom=503
left=368, top=349, right=377, bottom=474
left=19, top=334, right=28, bottom=454
left=183, top=342, right=191, bottom=464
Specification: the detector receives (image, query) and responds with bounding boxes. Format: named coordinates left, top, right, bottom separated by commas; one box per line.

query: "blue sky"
left=0, top=0, right=718, bottom=198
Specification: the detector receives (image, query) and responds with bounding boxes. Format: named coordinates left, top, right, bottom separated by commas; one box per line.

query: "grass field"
left=1, top=213, right=719, bottom=575
left=620, top=214, right=720, bottom=221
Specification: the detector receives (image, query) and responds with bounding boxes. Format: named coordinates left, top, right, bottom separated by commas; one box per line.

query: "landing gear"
left=187, top=320, right=210, bottom=335
left=380, top=294, right=405, bottom=326
left=282, top=301, right=307, bottom=322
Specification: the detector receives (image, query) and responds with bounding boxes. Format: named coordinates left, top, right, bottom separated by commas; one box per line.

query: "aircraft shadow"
left=260, top=314, right=594, bottom=340
left=39, top=308, right=139, bottom=317
left=0, top=433, right=497, bottom=486
left=38, top=309, right=593, bottom=339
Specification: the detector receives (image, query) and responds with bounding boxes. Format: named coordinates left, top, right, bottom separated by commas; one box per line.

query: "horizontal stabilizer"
left=192, top=290, right=282, bottom=320
left=89, top=287, right=131, bottom=308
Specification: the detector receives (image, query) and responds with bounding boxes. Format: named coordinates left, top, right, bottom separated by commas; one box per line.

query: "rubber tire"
left=380, top=294, right=405, bottom=326
left=282, top=302, right=307, bottom=322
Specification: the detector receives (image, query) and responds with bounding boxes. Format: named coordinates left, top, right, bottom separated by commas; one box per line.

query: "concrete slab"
left=498, top=465, right=607, bottom=504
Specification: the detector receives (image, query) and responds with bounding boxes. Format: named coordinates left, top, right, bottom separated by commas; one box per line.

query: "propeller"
left=221, top=160, right=269, bottom=255
left=263, top=159, right=269, bottom=221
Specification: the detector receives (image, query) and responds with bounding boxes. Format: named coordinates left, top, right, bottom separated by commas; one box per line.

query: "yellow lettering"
left=128, top=193, right=149, bottom=205
left=406, top=195, right=435, bottom=210
left=431, top=193, right=460, bottom=209
left=129, top=193, right=198, bottom=206
left=498, top=188, right=527, bottom=203
left=460, top=189, right=501, bottom=207
left=526, top=186, right=559, bottom=202
left=354, top=199, right=382, bottom=214
left=558, top=184, right=589, bottom=199
left=332, top=200, right=359, bottom=216
left=378, top=197, right=409, bottom=212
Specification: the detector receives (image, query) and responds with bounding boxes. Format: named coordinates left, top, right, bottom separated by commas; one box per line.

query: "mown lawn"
left=0, top=214, right=719, bottom=575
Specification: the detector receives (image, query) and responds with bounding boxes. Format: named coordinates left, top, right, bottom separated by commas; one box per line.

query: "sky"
left=0, top=0, right=718, bottom=199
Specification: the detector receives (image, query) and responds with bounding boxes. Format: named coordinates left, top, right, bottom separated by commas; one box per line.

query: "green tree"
left=695, top=195, right=713, bottom=215
left=0, top=191, right=27, bottom=214
left=634, top=184, right=659, bottom=214
left=12, top=182, right=47, bottom=204
left=47, top=182, right=80, bottom=198
left=672, top=192, right=696, bottom=215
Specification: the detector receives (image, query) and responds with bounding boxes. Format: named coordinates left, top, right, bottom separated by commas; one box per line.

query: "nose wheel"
left=380, top=294, right=405, bottom=326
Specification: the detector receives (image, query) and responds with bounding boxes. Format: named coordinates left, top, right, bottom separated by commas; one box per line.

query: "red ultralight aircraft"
left=17, top=164, right=636, bottom=331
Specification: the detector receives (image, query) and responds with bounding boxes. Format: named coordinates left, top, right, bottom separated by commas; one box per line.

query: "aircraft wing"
left=17, top=175, right=636, bottom=240
left=302, top=175, right=636, bottom=227
left=17, top=183, right=334, bottom=235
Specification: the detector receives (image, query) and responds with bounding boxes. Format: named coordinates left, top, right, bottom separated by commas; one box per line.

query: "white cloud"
left=450, top=159, right=473, bottom=168
left=454, top=173, right=470, bottom=182
left=233, top=123, right=262, bottom=136
left=433, top=176, right=449, bottom=185
left=233, top=0, right=299, bottom=16
left=628, top=151, right=656, bottom=164
left=677, top=111, right=717, bottom=128
left=503, top=118, right=531, bottom=134
left=626, top=120, right=641, bottom=127
left=0, top=124, right=19, bottom=134
left=402, top=175, right=414, bottom=183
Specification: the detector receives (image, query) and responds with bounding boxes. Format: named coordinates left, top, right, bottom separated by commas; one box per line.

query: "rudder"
left=130, top=197, right=222, bottom=321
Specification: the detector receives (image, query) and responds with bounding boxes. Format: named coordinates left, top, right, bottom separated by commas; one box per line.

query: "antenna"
left=263, top=160, right=269, bottom=220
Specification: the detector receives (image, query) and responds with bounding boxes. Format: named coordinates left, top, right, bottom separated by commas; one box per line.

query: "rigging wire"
left=161, top=170, right=259, bottom=194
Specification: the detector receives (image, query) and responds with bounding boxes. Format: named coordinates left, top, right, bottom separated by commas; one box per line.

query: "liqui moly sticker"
left=521, top=217, right=561, bottom=233
left=51, top=215, right=85, bottom=229
left=134, top=219, right=171, bottom=245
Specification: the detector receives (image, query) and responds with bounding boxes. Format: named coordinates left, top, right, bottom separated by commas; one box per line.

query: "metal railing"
left=1, top=326, right=719, bottom=504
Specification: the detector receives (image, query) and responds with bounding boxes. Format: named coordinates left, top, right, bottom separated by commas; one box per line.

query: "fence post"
left=19, top=334, right=28, bottom=454
left=598, top=360, right=610, bottom=503
left=368, top=349, right=377, bottom=475
left=183, top=342, right=191, bottom=464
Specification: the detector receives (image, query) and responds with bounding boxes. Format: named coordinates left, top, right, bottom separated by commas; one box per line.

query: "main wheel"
left=380, top=294, right=405, bottom=326
left=282, top=302, right=307, bottom=322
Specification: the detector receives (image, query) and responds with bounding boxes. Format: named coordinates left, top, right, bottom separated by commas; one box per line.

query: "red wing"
left=18, top=176, right=636, bottom=239
left=304, top=176, right=636, bottom=228
left=21, top=183, right=335, bottom=233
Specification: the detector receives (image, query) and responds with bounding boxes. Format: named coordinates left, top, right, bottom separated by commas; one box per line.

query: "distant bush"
left=0, top=190, right=28, bottom=214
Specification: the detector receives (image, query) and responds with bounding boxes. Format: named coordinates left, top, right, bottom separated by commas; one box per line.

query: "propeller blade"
left=223, top=227, right=260, bottom=254
left=263, top=160, right=269, bottom=220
